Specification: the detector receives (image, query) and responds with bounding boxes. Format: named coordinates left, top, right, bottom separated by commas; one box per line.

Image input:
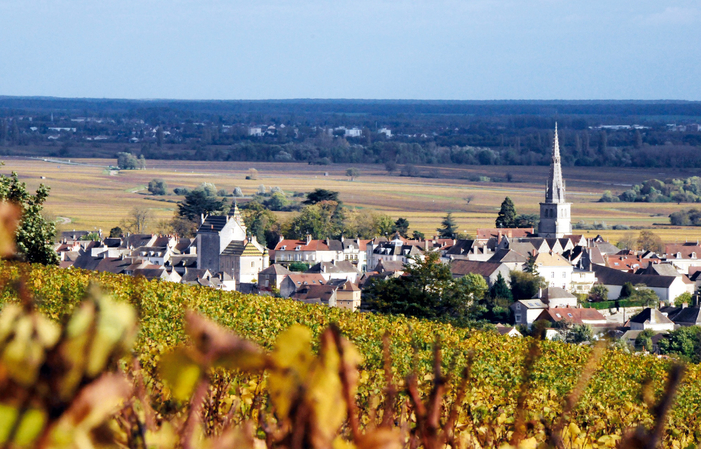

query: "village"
left=54, top=127, right=701, bottom=353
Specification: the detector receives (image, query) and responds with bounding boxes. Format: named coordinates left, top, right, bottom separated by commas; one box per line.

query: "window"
left=515, top=314, right=522, bottom=322
left=250, top=261, right=254, bottom=267
left=562, top=272, right=566, bottom=278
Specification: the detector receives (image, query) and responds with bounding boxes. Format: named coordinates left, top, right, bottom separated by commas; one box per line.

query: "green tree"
left=286, top=201, right=342, bottom=240
left=363, top=253, right=487, bottom=321
left=490, top=272, right=512, bottom=301
left=117, top=152, right=140, bottom=170
left=496, top=197, right=517, bottom=228
left=635, top=329, right=656, bottom=352
left=0, top=172, right=59, bottom=265
left=233, top=187, right=243, bottom=197
left=437, top=212, right=458, bottom=238
left=567, top=324, right=593, bottom=344
left=303, top=189, right=339, bottom=205
left=523, top=252, right=538, bottom=275
left=674, top=292, right=693, bottom=306
left=620, top=282, right=634, bottom=298
left=264, top=192, right=289, bottom=211
left=121, top=207, right=153, bottom=234
left=178, top=190, right=226, bottom=222
left=628, top=284, right=660, bottom=307
left=513, top=214, right=538, bottom=229
left=109, top=226, right=123, bottom=238
left=346, top=167, right=360, bottom=181
left=589, top=283, right=608, bottom=302
left=658, top=326, right=701, bottom=363
left=412, top=230, right=425, bottom=240
left=148, top=179, right=167, bottom=196
left=242, top=202, right=278, bottom=246
left=374, top=214, right=395, bottom=237
left=510, top=270, right=546, bottom=300
left=392, top=218, right=410, bottom=237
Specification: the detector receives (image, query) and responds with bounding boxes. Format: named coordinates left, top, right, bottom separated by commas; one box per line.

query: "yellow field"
left=4, top=157, right=701, bottom=244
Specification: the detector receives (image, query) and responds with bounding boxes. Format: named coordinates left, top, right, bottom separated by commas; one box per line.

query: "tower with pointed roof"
left=538, top=124, right=572, bottom=238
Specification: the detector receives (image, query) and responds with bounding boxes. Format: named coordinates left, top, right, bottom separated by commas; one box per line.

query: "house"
left=534, top=308, right=608, bottom=328
left=445, top=239, right=492, bottom=261
left=621, top=330, right=668, bottom=353
left=258, top=264, right=292, bottom=290
left=374, top=259, right=405, bottom=275
left=279, top=273, right=327, bottom=298
left=487, top=249, right=527, bottom=271
left=196, top=206, right=247, bottom=274
left=341, top=238, right=370, bottom=271
left=510, top=299, right=548, bottom=327
left=449, top=260, right=510, bottom=287
left=274, top=235, right=344, bottom=264
left=496, top=324, right=523, bottom=338
left=536, top=287, right=578, bottom=308
left=664, top=242, right=701, bottom=273
left=305, top=260, right=360, bottom=283
left=366, top=234, right=424, bottom=271
left=219, top=236, right=269, bottom=285
left=628, top=308, right=676, bottom=331
left=335, top=280, right=362, bottom=311
left=570, top=269, right=597, bottom=295
left=534, top=252, right=573, bottom=291
left=592, top=264, right=694, bottom=302
left=659, top=304, right=701, bottom=327
left=291, top=284, right=338, bottom=307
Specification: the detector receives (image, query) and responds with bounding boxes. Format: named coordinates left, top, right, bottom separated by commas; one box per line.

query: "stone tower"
left=538, top=124, right=572, bottom=238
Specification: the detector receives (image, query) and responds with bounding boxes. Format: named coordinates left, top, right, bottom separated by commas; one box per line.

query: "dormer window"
left=677, top=252, right=682, bottom=258
left=281, top=245, right=287, bottom=250
left=295, top=246, right=301, bottom=251
left=693, top=252, right=697, bottom=259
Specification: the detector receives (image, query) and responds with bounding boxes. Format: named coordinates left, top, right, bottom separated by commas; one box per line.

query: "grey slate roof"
left=592, top=264, right=676, bottom=288
left=198, top=216, right=228, bottom=233
left=488, top=249, right=527, bottom=263
left=629, top=308, right=674, bottom=325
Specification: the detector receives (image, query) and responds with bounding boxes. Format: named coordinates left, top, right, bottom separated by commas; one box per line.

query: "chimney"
left=425, top=240, right=429, bottom=251
left=279, top=235, right=284, bottom=243
left=682, top=302, right=688, bottom=309
left=201, top=214, right=205, bottom=225
left=306, top=234, right=312, bottom=245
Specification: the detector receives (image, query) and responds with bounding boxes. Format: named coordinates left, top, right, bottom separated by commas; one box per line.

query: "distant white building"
left=248, top=127, right=263, bottom=137
left=378, top=128, right=392, bottom=138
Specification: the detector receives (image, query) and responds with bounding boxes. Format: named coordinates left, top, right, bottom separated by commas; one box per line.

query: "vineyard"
left=0, top=262, right=700, bottom=448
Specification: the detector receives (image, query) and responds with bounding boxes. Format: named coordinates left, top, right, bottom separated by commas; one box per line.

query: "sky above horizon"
left=0, top=1, right=699, bottom=101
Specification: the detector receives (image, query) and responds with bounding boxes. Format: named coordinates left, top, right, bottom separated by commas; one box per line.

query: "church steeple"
left=538, top=123, right=572, bottom=238
left=545, top=123, right=566, bottom=204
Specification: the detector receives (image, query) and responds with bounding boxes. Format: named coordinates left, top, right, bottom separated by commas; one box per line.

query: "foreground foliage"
left=0, top=263, right=698, bottom=447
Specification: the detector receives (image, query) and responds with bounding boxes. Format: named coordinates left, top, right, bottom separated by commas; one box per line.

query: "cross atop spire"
left=545, top=123, right=565, bottom=203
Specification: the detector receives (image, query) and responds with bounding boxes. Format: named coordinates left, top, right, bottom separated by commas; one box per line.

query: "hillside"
left=1, top=262, right=700, bottom=446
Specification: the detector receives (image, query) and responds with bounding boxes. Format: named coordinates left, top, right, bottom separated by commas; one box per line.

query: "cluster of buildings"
left=55, top=126, right=701, bottom=345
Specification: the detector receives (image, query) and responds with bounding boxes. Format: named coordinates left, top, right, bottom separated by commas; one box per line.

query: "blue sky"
left=0, top=0, right=699, bottom=100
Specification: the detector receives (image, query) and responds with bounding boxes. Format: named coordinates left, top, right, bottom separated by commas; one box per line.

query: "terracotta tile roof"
left=450, top=260, right=503, bottom=277
left=536, top=308, right=607, bottom=325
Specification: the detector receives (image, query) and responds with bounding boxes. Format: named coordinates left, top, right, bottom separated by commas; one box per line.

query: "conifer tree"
left=495, top=197, right=517, bottom=228
left=437, top=212, right=458, bottom=238
left=490, top=272, right=512, bottom=301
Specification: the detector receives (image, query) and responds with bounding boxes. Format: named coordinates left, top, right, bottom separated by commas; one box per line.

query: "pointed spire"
left=545, top=123, right=565, bottom=203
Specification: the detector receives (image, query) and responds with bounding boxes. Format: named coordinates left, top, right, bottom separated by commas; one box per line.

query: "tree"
left=109, top=226, right=123, bottom=238
left=620, top=282, right=634, bottom=299
left=374, top=214, right=395, bottom=237
left=589, top=283, right=608, bottom=302
left=196, top=182, right=218, bottom=197
left=628, top=284, right=659, bottom=307
left=635, top=329, right=656, bottom=352
left=264, top=192, right=289, bottom=211
left=523, top=252, right=538, bottom=275
left=490, top=272, right=512, bottom=301
left=117, top=152, right=141, bottom=170
left=233, top=187, right=243, bottom=197
left=567, top=324, right=593, bottom=344
left=303, top=189, right=339, bottom=205
left=121, top=207, right=153, bottom=234
left=514, top=214, right=538, bottom=229
left=637, top=230, right=663, bottom=253
left=173, top=187, right=190, bottom=196
left=286, top=201, right=342, bottom=240
left=392, top=218, right=410, bottom=237
left=617, top=232, right=637, bottom=250
left=412, top=230, right=425, bottom=240
left=510, top=270, right=546, bottom=300
left=384, top=160, right=397, bottom=174
left=496, top=197, right=517, bottom=228
left=363, top=253, right=487, bottom=321
left=464, top=195, right=475, bottom=205
left=148, top=179, right=167, bottom=196
left=658, top=326, right=701, bottom=363
left=242, top=202, right=278, bottom=247
left=0, top=172, right=58, bottom=265
left=674, top=292, right=693, bottom=306
left=178, top=190, right=226, bottom=222
left=246, top=168, right=258, bottom=180
left=346, top=168, right=360, bottom=181
left=437, top=213, right=458, bottom=238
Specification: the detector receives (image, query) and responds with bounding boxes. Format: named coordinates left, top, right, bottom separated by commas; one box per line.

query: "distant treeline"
left=600, top=176, right=701, bottom=203
left=142, top=140, right=701, bottom=169
left=2, top=98, right=701, bottom=169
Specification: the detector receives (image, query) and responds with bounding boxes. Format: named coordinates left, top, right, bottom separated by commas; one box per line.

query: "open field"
left=3, top=157, right=701, bottom=244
